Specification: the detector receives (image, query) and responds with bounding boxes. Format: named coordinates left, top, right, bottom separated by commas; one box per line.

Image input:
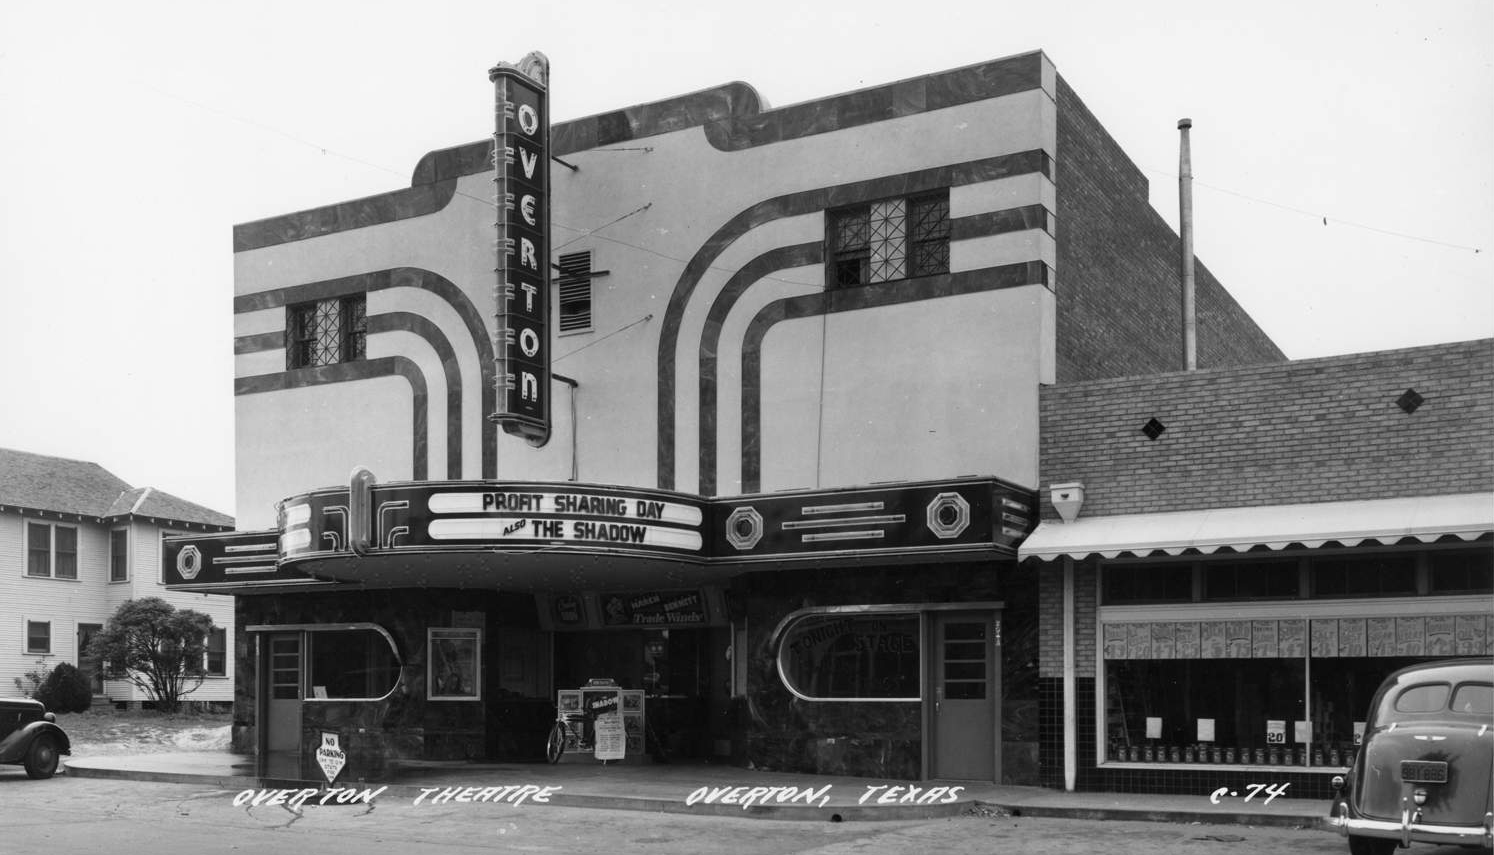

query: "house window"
left=557, top=250, right=593, bottom=333
left=286, top=294, right=367, bottom=369
left=26, top=620, right=51, bottom=654
left=26, top=523, right=50, bottom=577
left=25, top=522, right=77, bottom=579
left=827, top=191, right=950, bottom=288
left=110, top=528, right=129, bottom=582
left=206, top=628, right=228, bottom=676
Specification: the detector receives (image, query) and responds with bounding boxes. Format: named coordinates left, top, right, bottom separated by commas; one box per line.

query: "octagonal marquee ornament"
left=725, top=506, right=764, bottom=550
left=176, top=545, right=202, bottom=580
left=925, top=492, right=971, bottom=539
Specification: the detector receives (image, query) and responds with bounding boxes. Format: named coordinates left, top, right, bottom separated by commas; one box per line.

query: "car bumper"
left=1332, top=815, right=1493, bottom=848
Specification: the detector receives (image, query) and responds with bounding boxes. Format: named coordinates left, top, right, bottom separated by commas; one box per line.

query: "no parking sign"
left=316, top=732, right=346, bottom=784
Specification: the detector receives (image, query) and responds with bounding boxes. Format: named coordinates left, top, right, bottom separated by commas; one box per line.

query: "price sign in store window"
left=1266, top=720, right=1286, bottom=745
left=1294, top=720, right=1311, bottom=744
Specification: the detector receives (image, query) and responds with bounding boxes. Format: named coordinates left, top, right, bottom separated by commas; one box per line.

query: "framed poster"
left=429, top=627, right=481, bottom=701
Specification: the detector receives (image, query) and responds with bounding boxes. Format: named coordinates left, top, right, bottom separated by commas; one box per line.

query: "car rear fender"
left=0, top=721, right=71, bottom=763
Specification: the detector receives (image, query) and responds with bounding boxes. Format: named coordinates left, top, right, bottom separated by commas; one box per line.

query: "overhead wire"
left=1140, top=166, right=1484, bottom=254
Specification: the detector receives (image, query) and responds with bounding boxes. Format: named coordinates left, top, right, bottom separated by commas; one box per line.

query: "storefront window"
left=307, top=628, right=400, bottom=701
left=1102, top=563, right=1192, bottom=604
left=778, top=612, right=920, bottom=700
left=1105, top=658, right=1305, bottom=764
left=1307, top=655, right=1419, bottom=766
left=1103, top=611, right=1491, bottom=767
left=1202, top=559, right=1299, bottom=600
left=1429, top=549, right=1494, bottom=594
left=1311, top=554, right=1416, bottom=597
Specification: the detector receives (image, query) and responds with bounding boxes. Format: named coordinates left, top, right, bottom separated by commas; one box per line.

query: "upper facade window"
left=828, top=191, right=950, bottom=288
left=287, top=295, right=367, bottom=370
left=26, top=522, right=77, bottom=580
left=557, top=250, right=594, bottom=334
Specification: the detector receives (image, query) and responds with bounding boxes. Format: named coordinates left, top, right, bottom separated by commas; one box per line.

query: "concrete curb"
left=991, top=801, right=1328, bottom=831
left=62, top=762, right=1327, bottom=827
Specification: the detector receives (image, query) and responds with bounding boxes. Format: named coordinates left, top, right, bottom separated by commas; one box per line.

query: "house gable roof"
left=0, top=447, right=232, bottom=528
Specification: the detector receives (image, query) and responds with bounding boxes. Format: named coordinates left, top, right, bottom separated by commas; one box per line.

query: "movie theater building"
left=163, top=50, right=1284, bottom=783
left=1022, top=338, right=1493, bottom=797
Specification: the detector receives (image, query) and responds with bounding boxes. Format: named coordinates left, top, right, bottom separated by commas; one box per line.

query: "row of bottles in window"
left=1110, top=742, right=1358, bottom=767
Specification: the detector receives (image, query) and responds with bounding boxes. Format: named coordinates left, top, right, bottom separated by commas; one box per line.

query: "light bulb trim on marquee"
left=489, top=52, right=552, bottom=447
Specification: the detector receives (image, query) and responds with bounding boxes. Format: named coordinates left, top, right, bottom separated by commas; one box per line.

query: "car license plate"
left=1400, top=760, right=1448, bottom=783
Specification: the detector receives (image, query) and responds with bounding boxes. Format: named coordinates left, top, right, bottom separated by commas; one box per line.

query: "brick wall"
left=1038, top=338, right=1494, bottom=519
left=1054, top=76, right=1285, bottom=382
left=1038, top=561, right=1097, bottom=679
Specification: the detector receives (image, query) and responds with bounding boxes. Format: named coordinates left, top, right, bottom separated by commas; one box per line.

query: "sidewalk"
left=62, top=750, right=1331, bottom=827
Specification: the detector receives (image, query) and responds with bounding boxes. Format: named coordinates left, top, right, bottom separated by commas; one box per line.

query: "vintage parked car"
left=0, top=697, right=71, bottom=779
left=1330, top=658, right=1493, bottom=855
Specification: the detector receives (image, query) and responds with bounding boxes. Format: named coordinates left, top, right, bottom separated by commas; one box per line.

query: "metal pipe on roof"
left=1179, top=118, right=1197, bottom=371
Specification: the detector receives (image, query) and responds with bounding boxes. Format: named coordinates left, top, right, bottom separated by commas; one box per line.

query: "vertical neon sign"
left=489, top=52, right=551, bottom=446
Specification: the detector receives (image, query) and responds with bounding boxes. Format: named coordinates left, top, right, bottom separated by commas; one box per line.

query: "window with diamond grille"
left=908, top=193, right=950, bottom=277
left=827, top=190, right=949, bottom=288
left=557, top=250, right=593, bottom=333
left=287, top=295, right=367, bottom=369
left=830, top=206, right=871, bottom=288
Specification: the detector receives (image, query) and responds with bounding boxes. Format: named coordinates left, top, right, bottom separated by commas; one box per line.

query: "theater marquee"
left=160, top=477, right=1037, bottom=593
left=489, top=52, right=552, bottom=445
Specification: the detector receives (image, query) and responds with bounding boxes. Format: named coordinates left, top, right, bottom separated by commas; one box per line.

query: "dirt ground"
left=55, top=707, right=232, bottom=755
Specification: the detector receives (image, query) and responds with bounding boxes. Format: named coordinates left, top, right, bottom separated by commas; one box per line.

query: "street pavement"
left=0, top=774, right=1357, bottom=855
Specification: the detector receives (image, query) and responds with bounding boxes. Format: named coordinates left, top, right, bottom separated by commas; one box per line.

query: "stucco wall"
left=230, top=53, right=1062, bottom=523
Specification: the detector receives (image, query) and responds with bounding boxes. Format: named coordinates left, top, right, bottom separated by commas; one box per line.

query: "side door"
left=264, top=633, right=303, bottom=753
left=77, top=623, right=104, bottom=695
left=930, top=611, right=999, bottom=780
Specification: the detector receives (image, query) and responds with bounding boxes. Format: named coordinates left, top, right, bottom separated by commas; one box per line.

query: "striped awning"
left=1018, top=492, right=1493, bottom=561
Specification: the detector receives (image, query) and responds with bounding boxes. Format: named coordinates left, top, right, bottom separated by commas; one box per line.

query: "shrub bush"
left=37, top=662, right=93, bottom=713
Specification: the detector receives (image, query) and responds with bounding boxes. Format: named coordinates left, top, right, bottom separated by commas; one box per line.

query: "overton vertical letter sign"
left=489, top=52, right=552, bottom=446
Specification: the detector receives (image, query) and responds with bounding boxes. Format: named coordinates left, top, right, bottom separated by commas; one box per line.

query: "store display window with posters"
left=1098, top=548, right=1493, bottom=769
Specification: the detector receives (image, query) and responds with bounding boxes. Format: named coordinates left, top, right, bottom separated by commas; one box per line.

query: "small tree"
left=12, top=658, right=53, bottom=698
left=88, top=597, right=214, bottom=713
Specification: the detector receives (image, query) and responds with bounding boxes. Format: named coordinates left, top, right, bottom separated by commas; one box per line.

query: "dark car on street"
left=0, top=697, right=71, bottom=779
left=1329, top=658, right=1493, bottom=855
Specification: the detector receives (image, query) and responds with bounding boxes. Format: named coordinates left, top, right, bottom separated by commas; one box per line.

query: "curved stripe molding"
left=233, top=267, right=496, bottom=479
left=658, top=151, right=1053, bottom=490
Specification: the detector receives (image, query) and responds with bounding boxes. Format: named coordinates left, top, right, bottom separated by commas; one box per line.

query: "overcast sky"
left=1, top=0, right=1489, bottom=520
